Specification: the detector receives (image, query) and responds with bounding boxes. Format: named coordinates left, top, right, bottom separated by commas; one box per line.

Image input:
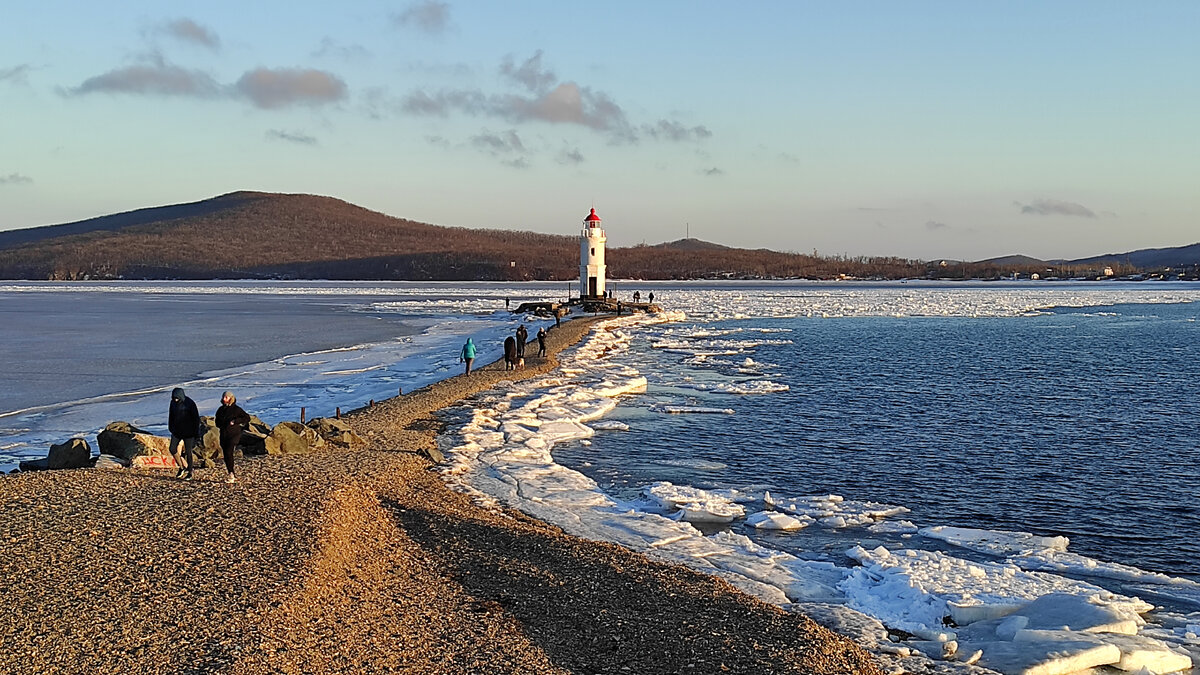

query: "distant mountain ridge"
left=0, top=192, right=1196, bottom=280
left=0, top=192, right=897, bottom=281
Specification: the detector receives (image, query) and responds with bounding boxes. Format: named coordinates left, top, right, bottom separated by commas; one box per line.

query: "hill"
left=0, top=192, right=925, bottom=281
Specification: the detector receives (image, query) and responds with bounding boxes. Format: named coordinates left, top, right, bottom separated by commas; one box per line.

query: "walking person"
left=215, top=390, right=250, bottom=484
left=168, top=387, right=201, bottom=481
left=649, top=292, right=655, bottom=305
left=537, top=327, right=547, bottom=358
left=633, top=291, right=641, bottom=303
left=515, top=324, right=528, bottom=359
left=503, top=335, right=517, bottom=371
left=460, top=337, right=476, bottom=375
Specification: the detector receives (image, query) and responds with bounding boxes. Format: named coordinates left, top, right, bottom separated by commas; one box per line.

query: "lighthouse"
left=580, top=207, right=607, bottom=298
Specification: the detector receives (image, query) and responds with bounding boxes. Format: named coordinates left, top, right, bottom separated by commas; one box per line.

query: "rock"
left=96, top=422, right=170, bottom=462
left=94, top=454, right=130, bottom=470
left=18, top=458, right=49, bottom=472
left=306, top=417, right=366, bottom=449
left=195, top=417, right=223, bottom=468
left=421, top=445, right=445, bottom=464
left=267, top=422, right=319, bottom=455
left=47, top=438, right=92, bottom=469
left=239, top=428, right=270, bottom=456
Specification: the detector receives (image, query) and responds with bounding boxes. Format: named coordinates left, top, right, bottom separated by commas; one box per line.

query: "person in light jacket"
left=460, top=337, right=476, bottom=375
left=214, top=390, right=250, bottom=484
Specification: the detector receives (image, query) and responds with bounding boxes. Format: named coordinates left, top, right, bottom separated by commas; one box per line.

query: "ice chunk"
left=867, top=519, right=919, bottom=534
left=766, top=492, right=909, bottom=527
left=1013, top=548, right=1200, bottom=588
left=841, top=545, right=1152, bottom=636
left=590, top=420, right=630, bottom=431
left=1101, top=633, right=1193, bottom=673
left=654, top=405, right=736, bottom=414
left=746, top=511, right=813, bottom=531
left=963, top=635, right=1121, bottom=675
left=671, top=500, right=746, bottom=523
left=920, top=525, right=1069, bottom=556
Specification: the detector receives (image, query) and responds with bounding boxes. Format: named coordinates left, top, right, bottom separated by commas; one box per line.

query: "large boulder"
left=96, top=422, right=173, bottom=467
left=266, top=422, right=322, bottom=455
left=306, top=417, right=366, bottom=449
left=194, top=417, right=223, bottom=468
left=238, top=415, right=275, bottom=456
left=47, top=438, right=92, bottom=469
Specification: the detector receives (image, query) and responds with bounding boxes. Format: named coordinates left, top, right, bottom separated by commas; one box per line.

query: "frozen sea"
left=6, top=279, right=1200, bottom=670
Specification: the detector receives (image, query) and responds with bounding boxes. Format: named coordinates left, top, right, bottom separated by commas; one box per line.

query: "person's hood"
left=171, top=387, right=185, bottom=402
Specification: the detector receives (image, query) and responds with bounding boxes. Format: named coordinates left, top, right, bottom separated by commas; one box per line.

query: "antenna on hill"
left=686, top=222, right=689, bottom=240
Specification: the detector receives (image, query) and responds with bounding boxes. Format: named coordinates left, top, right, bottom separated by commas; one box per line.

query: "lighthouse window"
left=591, top=248, right=595, bottom=256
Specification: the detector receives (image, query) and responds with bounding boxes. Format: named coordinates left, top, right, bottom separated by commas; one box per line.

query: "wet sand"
left=0, top=316, right=882, bottom=674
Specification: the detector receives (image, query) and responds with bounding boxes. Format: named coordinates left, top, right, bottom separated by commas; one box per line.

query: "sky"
left=2, top=1, right=1197, bottom=261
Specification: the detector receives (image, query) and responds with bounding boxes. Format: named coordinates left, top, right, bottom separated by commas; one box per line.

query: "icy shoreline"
left=441, top=302, right=1200, bottom=674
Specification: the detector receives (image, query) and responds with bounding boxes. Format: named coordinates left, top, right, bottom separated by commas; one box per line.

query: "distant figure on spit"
left=167, top=387, right=200, bottom=481
left=503, top=336, right=518, bottom=371
left=515, top=324, right=528, bottom=359
left=633, top=291, right=641, bottom=303
left=537, top=327, right=547, bottom=357
left=649, top=292, right=655, bottom=305
left=215, top=390, right=250, bottom=484
left=460, top=337, right=476, bottom=375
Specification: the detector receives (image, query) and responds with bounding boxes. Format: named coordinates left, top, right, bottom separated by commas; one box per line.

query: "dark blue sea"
left=554, top=297, right=1200, bottom=584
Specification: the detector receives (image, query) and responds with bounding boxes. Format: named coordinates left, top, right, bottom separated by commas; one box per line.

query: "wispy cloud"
left=642, top=119, right=712, bottom=142
left=68, top=57, right=347, bottom=110
left=403, top=82, right=633, bottom=139
left=266, top=129, right=317, bottom=145
left=926, top=220, right=949, bottom=230
left=0, top=173, right=33, bottom=185
left=557, top=147, right=585, bottom=165
left=1015, top=199, right=1097, bottom=218
left=471, top=129, right=525, bottom=155
left=69, top=56, right=221, bottom=98
left=702, top=167, right=724, bottom=176
left=162, top=18, right=220, bottom=50
left=1, top=64, right=32, bottom=85
left=234, top=68, right=347, bottom=109
left=400, top=51, right=709, bottom=145
left=393, top=1, right=450, bottom=34
left=499, top=50, right=556, bottom=93
left=312, top=37, right=371, bottom=61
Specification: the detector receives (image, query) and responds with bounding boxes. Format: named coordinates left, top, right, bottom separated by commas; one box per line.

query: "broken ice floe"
left=765, top=492, right=910, bottom=528
left=644, top=481, right=747, bottom=523
left=746, top=510, right=813, bottom=530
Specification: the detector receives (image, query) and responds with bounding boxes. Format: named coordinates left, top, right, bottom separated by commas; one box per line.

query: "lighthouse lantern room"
left=580, top=208, right=607, bottom=298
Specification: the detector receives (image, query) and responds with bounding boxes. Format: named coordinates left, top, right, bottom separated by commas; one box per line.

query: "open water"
left=552, top=298, right=1200, bottom=582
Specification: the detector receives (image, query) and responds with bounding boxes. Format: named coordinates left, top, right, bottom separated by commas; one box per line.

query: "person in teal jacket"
left=460, top=337, right=476, bottom=375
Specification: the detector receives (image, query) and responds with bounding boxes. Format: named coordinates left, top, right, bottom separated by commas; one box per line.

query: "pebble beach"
left=0, top=316, right=882, bottom=674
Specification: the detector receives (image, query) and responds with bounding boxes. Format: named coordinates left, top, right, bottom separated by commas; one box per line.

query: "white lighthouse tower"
left=580, top=207, right=607, bottom=298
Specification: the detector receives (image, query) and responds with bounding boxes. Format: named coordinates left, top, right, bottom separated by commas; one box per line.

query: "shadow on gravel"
left=386, top=502, right=878, bottom=675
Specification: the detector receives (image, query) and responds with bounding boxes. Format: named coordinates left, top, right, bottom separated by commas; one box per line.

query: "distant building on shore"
left=580, top=208, right=607, bottom=298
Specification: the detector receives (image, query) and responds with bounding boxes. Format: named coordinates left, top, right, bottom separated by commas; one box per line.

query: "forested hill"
left=0, top=192, right=922, bottom=280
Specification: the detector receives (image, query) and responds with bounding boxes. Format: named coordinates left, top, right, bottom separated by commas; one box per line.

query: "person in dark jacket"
left=168, top=387, right=201, bottom=481
left=515, top=324, right=528, bottom=359
left=214, top=390, right=250, bottom=483
left=537, top=327, right=547, bottom=358
left=503, top=335, right=517, bottom=371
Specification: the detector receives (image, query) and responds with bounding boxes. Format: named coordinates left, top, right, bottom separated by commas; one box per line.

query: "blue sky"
left=2, top=1, right=1197, bottom=260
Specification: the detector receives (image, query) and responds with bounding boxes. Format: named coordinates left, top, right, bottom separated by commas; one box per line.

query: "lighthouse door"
left=588, top=277, right=597, bottom=297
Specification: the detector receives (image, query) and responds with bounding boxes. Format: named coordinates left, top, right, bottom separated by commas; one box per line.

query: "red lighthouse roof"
left=584, top=208, right=602, bottom=222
